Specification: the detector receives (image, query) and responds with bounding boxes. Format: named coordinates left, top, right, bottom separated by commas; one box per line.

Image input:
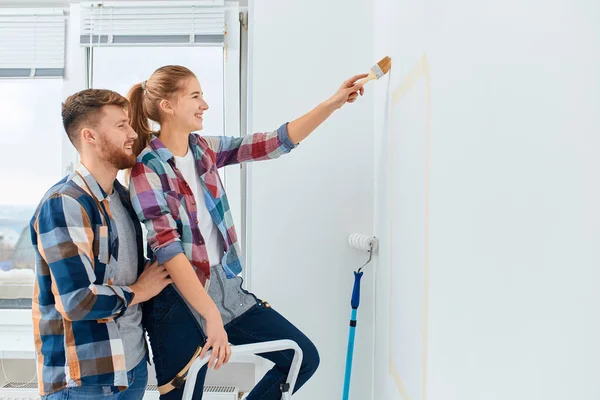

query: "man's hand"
left=324, top=73, right=368, bottom=110
left=129, top=261, right=173, bottom=305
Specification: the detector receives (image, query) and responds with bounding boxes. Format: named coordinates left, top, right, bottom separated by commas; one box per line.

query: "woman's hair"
left=127, top=65, right=196, bottom=156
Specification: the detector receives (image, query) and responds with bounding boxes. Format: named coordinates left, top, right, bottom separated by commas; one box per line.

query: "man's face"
left=94, top=105, right=138, bottom=169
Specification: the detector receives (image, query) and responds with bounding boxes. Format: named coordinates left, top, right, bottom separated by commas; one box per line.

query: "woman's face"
left=172, top=76, right=209, bottom=133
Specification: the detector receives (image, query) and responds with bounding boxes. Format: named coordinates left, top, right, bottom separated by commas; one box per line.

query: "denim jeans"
left=146, top=284, right=320, bottom=400
left=42, top=358, right=148, bottom=400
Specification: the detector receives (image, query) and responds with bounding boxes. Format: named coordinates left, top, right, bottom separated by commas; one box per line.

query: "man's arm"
left=36, top=194, right=135, bottom=321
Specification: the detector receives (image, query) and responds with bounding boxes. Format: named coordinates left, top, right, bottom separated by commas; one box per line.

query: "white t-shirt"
left=174, top=149, right=224, bottom=267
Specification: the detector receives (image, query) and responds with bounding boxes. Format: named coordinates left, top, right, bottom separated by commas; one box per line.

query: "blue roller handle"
left=343, top=271, right=363, bottom=400
left=351, top=271, right=363, bottom=309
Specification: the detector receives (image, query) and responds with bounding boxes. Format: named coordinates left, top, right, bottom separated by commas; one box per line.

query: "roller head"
left=348, top=233, right=378, bottom=252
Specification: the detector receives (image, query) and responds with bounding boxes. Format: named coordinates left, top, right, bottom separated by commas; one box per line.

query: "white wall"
left=373, top=1, right=600, bottom=400
left=247, top=1, right=375, bottom=399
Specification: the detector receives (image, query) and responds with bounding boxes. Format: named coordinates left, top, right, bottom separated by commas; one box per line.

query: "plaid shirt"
left=31, top=164, right=146, bottom=396
left=129, top=123, right=295, bottom=286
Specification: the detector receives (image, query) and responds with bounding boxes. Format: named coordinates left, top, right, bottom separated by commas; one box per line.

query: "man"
left=31, top=89, right=172, bottom=399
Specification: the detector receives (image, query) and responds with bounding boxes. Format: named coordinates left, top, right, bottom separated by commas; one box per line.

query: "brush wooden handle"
left=356, top=70, right=377, bottom=86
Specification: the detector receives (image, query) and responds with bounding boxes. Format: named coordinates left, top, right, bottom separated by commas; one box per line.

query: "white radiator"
left=202, top=385, right=239, bottom=400
left=0, top=382, right=239, bottom=400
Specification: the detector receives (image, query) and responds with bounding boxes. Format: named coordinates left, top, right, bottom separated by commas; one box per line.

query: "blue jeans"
left=42, top=358, right=148, bottom=400
left=146, top=285, right=320, bottom=400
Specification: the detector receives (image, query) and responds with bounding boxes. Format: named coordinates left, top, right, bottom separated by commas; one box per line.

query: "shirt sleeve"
left=34, top=194, right=134, bottom=321
left=129, top=160, right=185, bottom=265
left=203, top=123, right=296, bottom=168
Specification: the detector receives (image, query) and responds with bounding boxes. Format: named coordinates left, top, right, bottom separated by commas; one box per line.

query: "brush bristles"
left=373, top=56, right=391, bottom=78
left=377, top=56, right=391, bottom=74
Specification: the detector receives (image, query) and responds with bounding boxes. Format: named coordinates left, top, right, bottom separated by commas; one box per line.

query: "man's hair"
left=62, top=89, right=129, bottom=149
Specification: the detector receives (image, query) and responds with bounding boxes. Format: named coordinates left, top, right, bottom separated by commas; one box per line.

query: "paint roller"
left=348, top=233, right=378, bottom=254
left=343, top=233, right=378, bottom=400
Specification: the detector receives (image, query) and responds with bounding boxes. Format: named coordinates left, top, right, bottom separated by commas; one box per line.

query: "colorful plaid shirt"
left=30, top=164, right=146, bottom=396
left=129, top=123, right=295, bottom=286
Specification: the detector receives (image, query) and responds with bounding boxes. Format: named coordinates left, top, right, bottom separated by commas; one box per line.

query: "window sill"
left=0, top=309, right=35, bottom=359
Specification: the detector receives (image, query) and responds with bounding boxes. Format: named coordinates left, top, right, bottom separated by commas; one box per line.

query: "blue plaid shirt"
left=31, top=164, right=146, bottom=396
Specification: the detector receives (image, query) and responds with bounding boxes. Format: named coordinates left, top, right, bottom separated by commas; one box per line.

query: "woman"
left=127, top=65, right=366, bottom=399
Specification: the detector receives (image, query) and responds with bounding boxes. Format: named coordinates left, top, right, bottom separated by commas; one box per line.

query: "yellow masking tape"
left=389, top=52, right=431, bottom=400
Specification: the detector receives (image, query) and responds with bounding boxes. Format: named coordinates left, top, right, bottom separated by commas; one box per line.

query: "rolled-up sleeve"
left=129, top=160, right=184, bottom=265
left=204, top=123, right=297, bottom=168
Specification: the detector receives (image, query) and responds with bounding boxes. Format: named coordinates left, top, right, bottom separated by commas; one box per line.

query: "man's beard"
left=99, top=138, right=136, bottom=169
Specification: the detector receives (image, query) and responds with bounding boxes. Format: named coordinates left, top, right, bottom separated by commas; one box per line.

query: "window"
left=0, top=78, right=64, bottom=309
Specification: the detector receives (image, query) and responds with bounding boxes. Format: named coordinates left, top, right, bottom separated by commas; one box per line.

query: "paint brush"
left=357, top=56, right=391, bottom=85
